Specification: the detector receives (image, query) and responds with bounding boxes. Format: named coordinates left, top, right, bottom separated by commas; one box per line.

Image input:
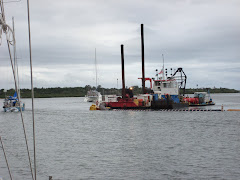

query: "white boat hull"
left=85, top=90, right=102, bottom=103
left=4, top=104, right=25, bottom=112
left=86, top=96, right=98, bottom=102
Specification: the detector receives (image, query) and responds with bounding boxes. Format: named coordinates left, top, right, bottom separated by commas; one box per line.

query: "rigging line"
left=4, top=12, right=34, bottom=180
left=0, top=136, right=13, bottom=180
left=26, top=0, right=36, bottom=180
left=0, top=0, right=6, bottom=21
left=1, top=1, right=34, bottom=179
left=6, top=33, right=35, bottom=180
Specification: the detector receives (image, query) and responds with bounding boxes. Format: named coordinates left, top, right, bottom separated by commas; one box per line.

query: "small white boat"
left=85, top=90, right=101, bottom=102
left=85, top=48, right=102, bottom=103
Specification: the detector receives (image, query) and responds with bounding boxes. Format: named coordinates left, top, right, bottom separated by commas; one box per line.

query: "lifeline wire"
left=0, top=136, right=13, bottom=180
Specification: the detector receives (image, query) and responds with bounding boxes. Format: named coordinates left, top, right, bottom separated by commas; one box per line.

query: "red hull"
left=105, top=98, right=138, bottom=109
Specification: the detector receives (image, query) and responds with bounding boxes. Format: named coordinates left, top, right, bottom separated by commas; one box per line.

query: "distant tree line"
left=0, top=85, right=123, bottom=98
left=0, top=86, right=239, bottom=98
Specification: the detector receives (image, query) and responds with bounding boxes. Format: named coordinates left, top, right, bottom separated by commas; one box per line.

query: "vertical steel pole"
left=121, top=44, right=126, bottom=99
left=141, top=24, right=145, bottom=94
left=26, top=0, right=36, bottom=180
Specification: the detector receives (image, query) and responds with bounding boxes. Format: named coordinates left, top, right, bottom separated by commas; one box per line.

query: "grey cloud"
left=1, top=0, right=239, bottom=89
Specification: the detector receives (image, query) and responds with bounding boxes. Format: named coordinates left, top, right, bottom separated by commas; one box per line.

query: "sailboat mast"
left=12, top=17, right=21, bottom=99
left=13, top=17, right=16, bottom=75
left=95, top=48, right=98, bottom=89
left=2, top=1, right=18, bottom=100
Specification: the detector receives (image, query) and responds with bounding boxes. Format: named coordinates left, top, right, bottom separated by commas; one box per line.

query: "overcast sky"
left=1, top=0, right=240, bottom=90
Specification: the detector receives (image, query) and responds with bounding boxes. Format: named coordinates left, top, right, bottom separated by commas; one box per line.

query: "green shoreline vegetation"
left=0, top=86, right=239, bottom=98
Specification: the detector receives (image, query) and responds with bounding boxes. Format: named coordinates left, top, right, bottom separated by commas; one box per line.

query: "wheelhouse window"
left=155, top=81, right=161, bottom=86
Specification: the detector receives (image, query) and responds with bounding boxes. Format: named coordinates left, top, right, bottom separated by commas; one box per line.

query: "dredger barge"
left=90, top=24, right=216, bottom=110
left=95, top=66, right=189, bottom=110
left=91, top=24, right=193, bottom=110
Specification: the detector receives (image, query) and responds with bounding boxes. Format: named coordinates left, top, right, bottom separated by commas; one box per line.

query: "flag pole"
left=162, top=54, right=165, bottom=80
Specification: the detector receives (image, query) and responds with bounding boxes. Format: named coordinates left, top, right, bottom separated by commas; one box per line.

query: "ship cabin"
left=193, top=92, right=212, bottom=104
left=152, top=79, right=179, bottom=96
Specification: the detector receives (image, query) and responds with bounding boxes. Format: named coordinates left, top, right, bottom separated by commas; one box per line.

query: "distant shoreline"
left=0, top=87, right=239, bottom=98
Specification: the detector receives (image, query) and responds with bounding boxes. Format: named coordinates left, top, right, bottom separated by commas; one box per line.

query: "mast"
left=1, top=2, right=18, bottom=99
left=13, top=17, right=16, bottom=72
left=12, top=16, right=20, bottom=99
left=95, top=48, right=98, bottom=89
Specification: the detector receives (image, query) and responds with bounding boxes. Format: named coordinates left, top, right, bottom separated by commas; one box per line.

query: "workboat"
left=184, top=91, right=215, bottom=106
left=98, top=67, right=188, bottom=110
left=91, top=24, right=213, bottom=110
left=3, top=92, right=25, bottom=112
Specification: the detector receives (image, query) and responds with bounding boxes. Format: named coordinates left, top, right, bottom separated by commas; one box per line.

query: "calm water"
left=0, top=93, right=240, bottom=180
